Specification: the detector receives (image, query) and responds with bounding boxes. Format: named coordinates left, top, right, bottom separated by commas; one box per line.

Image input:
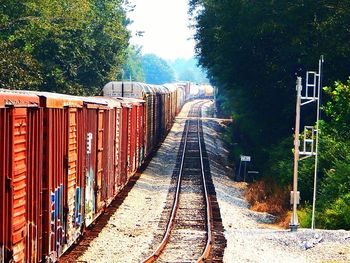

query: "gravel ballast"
left=69, top=100, right=350, bottom=263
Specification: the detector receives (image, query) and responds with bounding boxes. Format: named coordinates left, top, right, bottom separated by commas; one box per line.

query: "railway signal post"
left=290, top=56, right=323, bottom=231
left=290, top=77, right=302, bottom=231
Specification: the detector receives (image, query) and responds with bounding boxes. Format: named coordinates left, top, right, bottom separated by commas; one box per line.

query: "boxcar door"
left=114, top=108, right=121, bottom=194
left=96, top=110, right=104, bottom=211
left=119, top=107, right=128, bottom=187
left=65, top=108, right=79, bottom=247
left=0, top=108, right=9, bottom=263
left=10, top=108, right=28, bottom=263
left=85, top=109, right=97, bottom=226
left=44, top=108, right=67, bottom=261
left=26, top=108, right=43, bottom=263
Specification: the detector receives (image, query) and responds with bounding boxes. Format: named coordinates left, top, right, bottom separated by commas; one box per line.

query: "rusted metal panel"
left=42, top=108, right=67, bottom=262
left=96, top=110, right=104, bottom=211
left=114, top=108, right=122, bottom=192
left=0, top=108, right=9, bottom=263
left=102, top=109, right=115, bottom=204
left=0, top=92, right=39, bottom=108
left=119, top=106, right=128, bottom=187
left=65, top=108, right=80, bottom=248
left=126, top=107, right=133, bottom=178
left=138, top=103, right=145, bottom=166
left=129, top=106, right=136, bottom=175
left=10, top=108, right=28, bottom=263
left=144, top=96, right=151, bottom=157
left=135, top=105, right=140, bottom=168
left=75, top=108, right=85, bottom=228
left=26, top=107, right=43, bottom=263
left=85, top=109, right=97, bottom=226
left=37, top=92, right=83, bottom=109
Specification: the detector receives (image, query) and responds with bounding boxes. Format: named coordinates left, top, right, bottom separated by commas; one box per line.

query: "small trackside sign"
left=240, top=155, right=251, bottom=162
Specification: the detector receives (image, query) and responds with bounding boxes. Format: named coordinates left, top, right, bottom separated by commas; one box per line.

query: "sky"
left=127, top=0, right=196, bottom=61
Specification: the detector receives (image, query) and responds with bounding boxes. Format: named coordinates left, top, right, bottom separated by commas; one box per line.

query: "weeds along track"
left=144, top=100, right=226, bottom=262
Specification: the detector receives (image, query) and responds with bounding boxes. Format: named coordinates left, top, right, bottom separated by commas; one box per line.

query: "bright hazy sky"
left=127, top=0, right=196, bottom=60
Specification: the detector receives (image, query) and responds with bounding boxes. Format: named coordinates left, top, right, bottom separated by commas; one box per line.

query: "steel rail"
left=142, top=120, right=190, bottom=263
left=196, top=118, right=213, bottom=262
left=142, top=105, right=213, bottom=262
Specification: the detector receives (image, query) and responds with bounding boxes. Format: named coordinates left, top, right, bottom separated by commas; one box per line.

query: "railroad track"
left=143, top=100, right=226, bottom=262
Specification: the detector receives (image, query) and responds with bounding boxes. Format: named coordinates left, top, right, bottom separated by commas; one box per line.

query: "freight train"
left=0, top=82, right=186, bottom=263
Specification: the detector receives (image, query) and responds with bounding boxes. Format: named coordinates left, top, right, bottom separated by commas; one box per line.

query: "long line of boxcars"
left=0, top=82, right=187, bottom=263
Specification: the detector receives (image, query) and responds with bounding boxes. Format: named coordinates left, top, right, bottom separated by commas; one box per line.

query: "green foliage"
left=189, top=0, right=350, bottom=170
left=323, top=79, right=350, bottom=136
left=141, top=54, right=175, bottom=84
left=121, top=45, right=144, bottom=82
left=0, top=0, right=130, bottom=95
left=320, top=194, right=350, bottom=230
left=298, top=204, right=312, bottom=228
left=0, top=41, right=43, bottom=90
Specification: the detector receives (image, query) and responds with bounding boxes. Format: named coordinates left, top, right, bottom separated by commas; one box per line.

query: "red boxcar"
left=90, top=97, right=122, bottom=206
left=0, top=91, right=40, bottom=263
left=35, top=93, right=84, bottom=261
left=116, top=98, right=145, bottom=180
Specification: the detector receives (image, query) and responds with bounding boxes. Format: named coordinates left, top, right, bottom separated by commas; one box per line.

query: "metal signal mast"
left=290, top=56, right=324, bottom=231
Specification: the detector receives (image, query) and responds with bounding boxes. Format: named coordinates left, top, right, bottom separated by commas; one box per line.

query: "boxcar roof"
left=34, top=92, right=84, bottom=108
left=117, top=97, right=145, bottom=104
left=90, top=96, right=122, bottom=108
left=0, top=89, right=40, bottom=107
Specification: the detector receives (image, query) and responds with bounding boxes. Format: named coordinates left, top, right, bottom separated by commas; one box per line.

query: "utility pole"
left=290, top=77, right=302, bottom=231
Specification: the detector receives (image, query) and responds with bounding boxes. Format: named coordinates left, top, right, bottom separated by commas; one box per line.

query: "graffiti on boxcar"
left=85, top=167, right=95, bottom=226
left=140, top=147, right=144, bottom=166
left=50, top=184, right=66, bottom=260
left=85, top=132, right=95, bottom=226
left=74, top=187, right=82, bottom=226
left=50, top=191, right=57, bottom=262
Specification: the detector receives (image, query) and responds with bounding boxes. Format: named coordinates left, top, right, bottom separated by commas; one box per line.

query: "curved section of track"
left=143, top=100, right=215, bottom=263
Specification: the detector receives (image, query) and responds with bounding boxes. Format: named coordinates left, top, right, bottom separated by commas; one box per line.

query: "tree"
left=141, top=54, right=175, bottom=84
left=0, top=0, right=130, bottom=95
left=121, top=45, right=144, bottom=82
left=189, top=0, right=350, bottom=170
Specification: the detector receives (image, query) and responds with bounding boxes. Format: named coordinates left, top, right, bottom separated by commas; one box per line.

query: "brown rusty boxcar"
left=117, top=97, right=145, bottom=176
left=36, top=92, right=84, bottom=261
left=89, top=97, right=122, bottom=206
left=0, top=91, right=40, bottom=263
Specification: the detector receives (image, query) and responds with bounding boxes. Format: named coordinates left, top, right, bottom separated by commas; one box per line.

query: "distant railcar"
left=103, top=81, right=182, bottom=155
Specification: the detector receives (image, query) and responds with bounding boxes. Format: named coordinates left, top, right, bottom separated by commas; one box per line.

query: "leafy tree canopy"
left=141, top=54, right=175, bottom=84
left=0, top=0, right=130, bottom=95
left=190, top=0, right=350, bottom=169
left=121, top=45, right=144, bottom=82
